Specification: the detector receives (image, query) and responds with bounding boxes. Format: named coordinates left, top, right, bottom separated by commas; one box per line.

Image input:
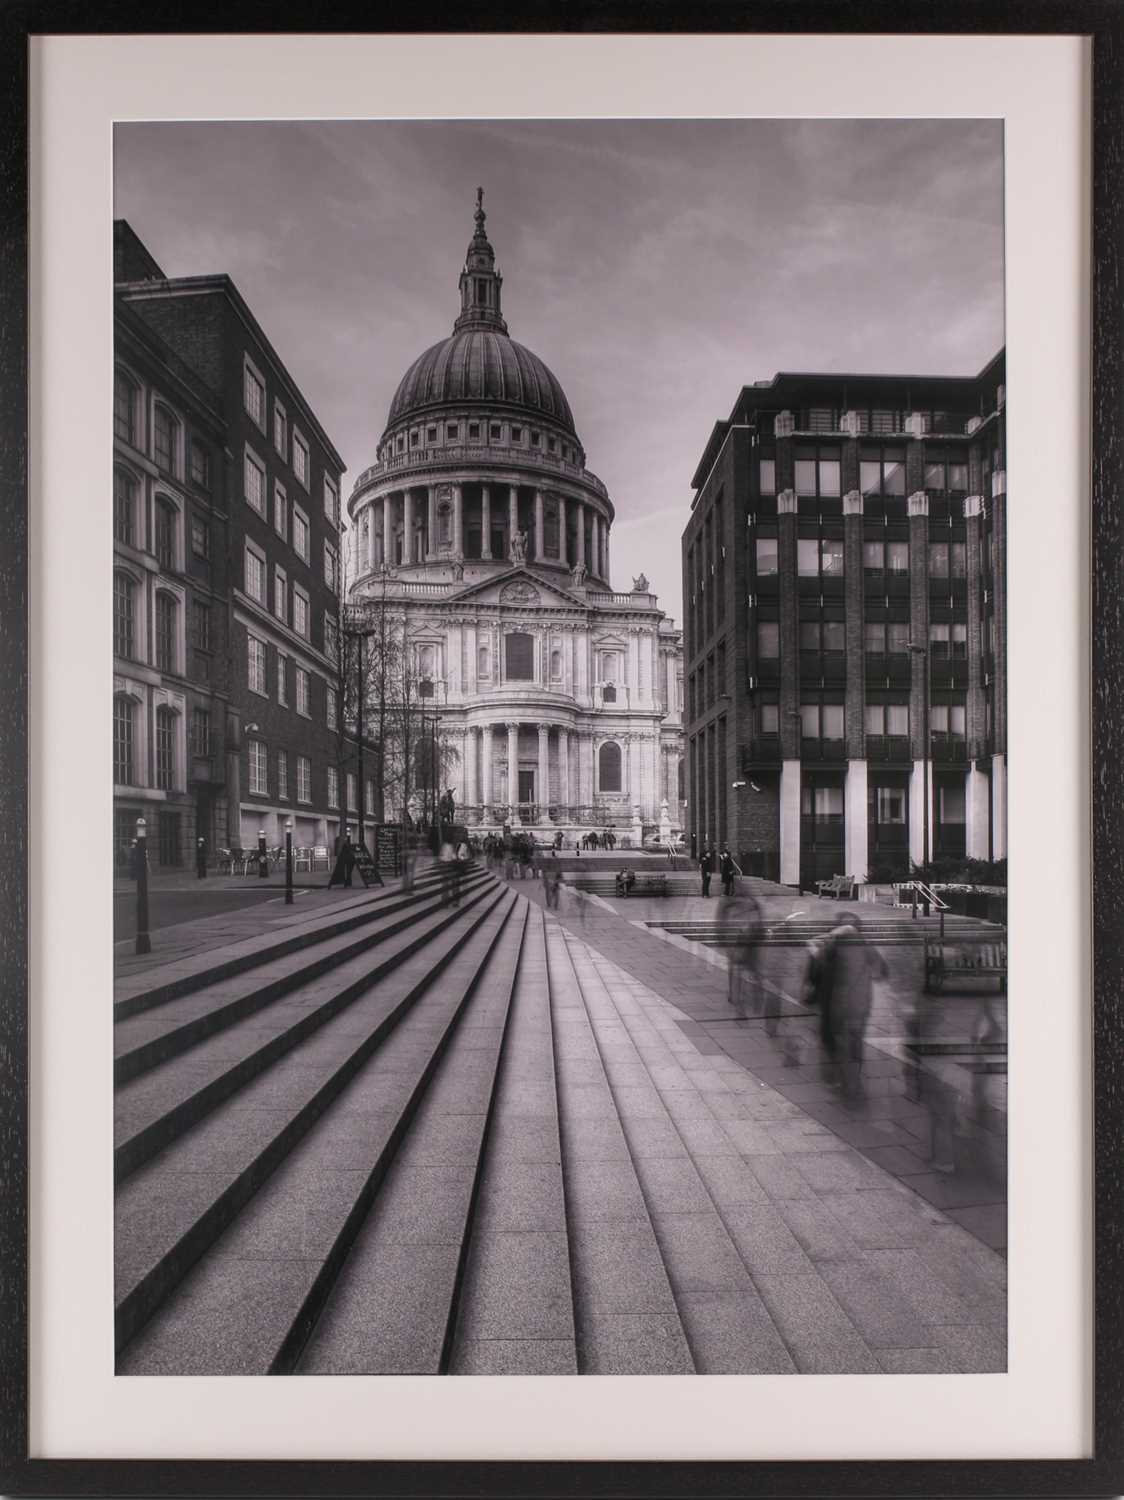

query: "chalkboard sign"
left=353, top=842, right=382, bottom=887
left=373, top=824, right=402, bottom=875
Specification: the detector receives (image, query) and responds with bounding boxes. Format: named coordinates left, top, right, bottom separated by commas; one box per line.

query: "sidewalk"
left=514, top=878, right=1008, bottom=1254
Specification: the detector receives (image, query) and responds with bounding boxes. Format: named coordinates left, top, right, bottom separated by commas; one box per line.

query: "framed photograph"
left=3, top=8, right=1122, bottom=1498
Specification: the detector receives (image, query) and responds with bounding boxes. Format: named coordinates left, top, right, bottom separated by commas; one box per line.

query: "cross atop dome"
left=456, top=187, right=507, bottom=333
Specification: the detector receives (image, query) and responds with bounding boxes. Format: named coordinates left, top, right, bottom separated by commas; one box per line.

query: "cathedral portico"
left=348, top=193, right=681, bottom=842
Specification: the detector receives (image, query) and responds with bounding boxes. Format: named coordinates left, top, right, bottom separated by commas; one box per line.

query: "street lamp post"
left=285, top=817, right=294, bottom=905
left=910, top=642, right=931, bottom=914
left=134, top=816, right=151, bottom=955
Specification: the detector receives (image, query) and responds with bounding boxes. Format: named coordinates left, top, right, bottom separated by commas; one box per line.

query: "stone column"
left=481, top=725, right=493, bottom=808
left=991, top=753, right=1006, bottom=860
left=909, top=762, right=935, bottom=868
left=453, top=483, right=464, bottom=559
left=534, top=489, right=544, bottom=561
left=426, top=486, right=437, bottom=560
left=576, top=501, right=586, bottom=567
left=559, top=728, right=570, bottom=812
left=603, top=525, right=610, bottom=586
left=481, top=485, right=492, bottom=559
left=403, top=490, right=415, bottom=565
left=382, top=493, right=392, bottom=566
left=464, top=726, right=478, bottom=811
left=591, top=513, right=600, bottom=578
left=780, top=759, right=801, bottom=887
left=507, top=722, right=520, bottom=817
left=509, top=486, right=519, bottom=550
left=966, top=764, right=990, bottom=859
left=844, top=759, right=868, bottom=882
left=843, top=489, right=865, bottom=759
left=538, top=724, right=550, bottom=813
left=558, top=496, right=568, bottom=565
left=908, top=491, right=930, bottom=760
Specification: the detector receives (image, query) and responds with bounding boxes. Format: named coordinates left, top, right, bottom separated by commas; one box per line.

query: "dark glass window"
left=155, top=500, right=175, bottom=571
left=156, top=707, right=176, bottom=790
left=114, top=370, right=138, bottom=445
left=114, top=468, right=137, bottom=547
left=154, top=405, right=175, bottom=473
left=505, top=632, right=534, bottom=681
left=190, top=442, right=210, bottom=487
left=113, top=696, right=134, bottom=784
left=113, top=572, right=135, bottom=659
left=598, top=741, right=622, bottom=792
left=155, top=593, right=176, bottom=672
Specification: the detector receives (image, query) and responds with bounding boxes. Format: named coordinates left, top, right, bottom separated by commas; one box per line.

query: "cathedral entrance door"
left=518, top=769, right=535, bottom=804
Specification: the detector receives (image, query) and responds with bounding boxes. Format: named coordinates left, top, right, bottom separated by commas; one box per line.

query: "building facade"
left=348, top=195, right=684, bottom=838
left=114, top=222, right=351, bottom=862
left=682, top=355, right=1006, bottom=886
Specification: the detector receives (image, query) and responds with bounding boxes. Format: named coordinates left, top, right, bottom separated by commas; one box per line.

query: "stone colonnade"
left=356, top=481, right=611, bottom=578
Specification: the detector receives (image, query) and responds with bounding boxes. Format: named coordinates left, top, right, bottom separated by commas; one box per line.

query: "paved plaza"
left=112, top=864, right=1007, bottom=1376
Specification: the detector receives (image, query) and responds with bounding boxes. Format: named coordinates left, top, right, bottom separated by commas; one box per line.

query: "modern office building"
left=114, top=221, right=351, bottom=863
left=682, top=354, right=1006, bottom=886
left=347, top=194, right=684, bottom=839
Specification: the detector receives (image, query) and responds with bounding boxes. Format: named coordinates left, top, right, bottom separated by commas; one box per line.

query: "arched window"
left=602, top=684, right=617, bottom=703
left=155, top=592, right=177, bottom=673
left=113, top=695, right=135, bottom=785
left=114, top=467, right=138, bottom=547
left=601, top=650, right=620, bottom=682
left=153, top=404, right=177, bottom=475
left=478, top=645, right=490, bottom=676
left=418, top=644, right=436, bottom=677
left=505, top=632, right=534, bottom=681
left=155, top=706, right=177, bottom=790
left=598, top=741, right=622, bottom=792
left=155, top=497, right=176, bottom=571
left=550, top=649, right=562, bottom=681
left=114, top=571, right=137, bottom=660
left=114, top=369, right=138, bottom=446
left=438, top=502, right=452, bottom=544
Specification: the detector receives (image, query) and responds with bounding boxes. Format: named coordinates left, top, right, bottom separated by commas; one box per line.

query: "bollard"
left=285, top=818, right=294, bottom=905
left=135, top=816, right=151, bottom=955
left=196, top=837, right=207, bottom=880
left=258, top=829, right=268, bottom=878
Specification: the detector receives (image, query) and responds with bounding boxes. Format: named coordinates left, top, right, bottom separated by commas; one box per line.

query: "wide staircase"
left=114, top=865, right=1004, bottom=1376
left=652, top=913, right=1004, bottom=948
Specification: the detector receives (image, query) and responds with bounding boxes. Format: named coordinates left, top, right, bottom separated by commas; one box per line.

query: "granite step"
left=297, top=902, right=536, bottom=1375
left=115, top=871, right=494, bottom=1087
left=114, top=885, right=512, bottom=1360
left=113, top=864, right=475, bottom=1021
left=447, top=905, right=579, bottom=1375
left=544, top=920, right=695, bottom=1375
left=114, top=878, right=498, bottom=1181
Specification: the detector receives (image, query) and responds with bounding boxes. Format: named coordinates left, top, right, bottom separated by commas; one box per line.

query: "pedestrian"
left=699, top=843, right=714, bottom=897
left=544, top=853, right=561, bottom=909
left=819, top=912, right=888, bottom=1102
left=719, top=845, right=737, bottom=897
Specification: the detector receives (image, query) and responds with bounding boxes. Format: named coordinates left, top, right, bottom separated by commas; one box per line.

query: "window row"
left=382, top=419, right=580, bottom=467
left=115, top=369, right=212, bottom=489
left=759, top=451, right=971, bottom=499
left=754, top=535, right=966, bottom=579
left=757, top=620, right=972, bottom=659
left=113, top=696, right=183, bottom=790
left=750, top=701, right=967, bottom=741
left=246, top=633, right=339, bottom=727
left=244, top=355, right=338, bottom=523
left=246, top=744, right=364, bottom=812
left=244, top=449, right=332, bottom=574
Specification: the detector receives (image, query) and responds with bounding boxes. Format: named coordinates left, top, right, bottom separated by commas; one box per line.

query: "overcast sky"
left=114, top=118, right=1004, bottom=620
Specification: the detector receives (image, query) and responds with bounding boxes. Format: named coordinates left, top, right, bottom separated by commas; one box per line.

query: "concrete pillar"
left=507, top=722, right=520, bottom=815
left=453, top=483, right=463, bottom=559
left=481, top=724, right=493, bottom=807
left=559, top=728, right=570, bottom=811
left=481, top=485, right=492, bottom=559
left=909, top=760, right=935, bottom=869
left=558, top=496, right=568, bottom=565
left=538, top=724, right=550, bottom=812
left=382, top=493, right=392, bottom=565
left=403, top=490, right=415, bottom=564
left=966, top=764, right=990, bottom=859
left=991, top=753, right=1007, bottom=860
left=780, top=759, right=801, bottom=887
left=629, top=736, right=643, bottom=810
left=576, top=500, right=586, bottom=567
left=591, top=513, right=600, bottom=578
left=844, top=759, right=869, bottom=882
left=534, top=489, right=544, bottom=561
left=427, top=486, right=436, bottom=559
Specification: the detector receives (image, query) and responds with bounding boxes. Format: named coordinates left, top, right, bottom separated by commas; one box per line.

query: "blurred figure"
left=543, top=852, right=561, bottom=909
left=820, top=912, right=888, bottom=1102
left=719, top=888, right=762, bottom=1026
left=719, top=845, right=737, bottom=897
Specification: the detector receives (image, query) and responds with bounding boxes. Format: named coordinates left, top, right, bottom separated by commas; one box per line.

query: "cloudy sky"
left=114, top=118, right=1004, bottom=619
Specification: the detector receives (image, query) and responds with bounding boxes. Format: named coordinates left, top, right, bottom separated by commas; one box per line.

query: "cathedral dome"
left=386, top=327, right=576, bottom=435
left=382, top=188, right=577, bottom=441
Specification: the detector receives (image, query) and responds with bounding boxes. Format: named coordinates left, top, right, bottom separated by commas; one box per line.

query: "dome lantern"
left=455, top=187, right=507, bottom=334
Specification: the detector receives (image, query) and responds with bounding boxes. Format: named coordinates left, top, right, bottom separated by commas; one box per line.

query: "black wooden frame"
left=1, top=5, right=1121, bottom=1496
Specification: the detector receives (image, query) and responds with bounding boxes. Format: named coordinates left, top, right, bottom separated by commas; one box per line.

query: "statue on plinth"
left=450, top=560, right=464, bottom=582
left=509, top=528, right=527, bottom=563
left=570, top=560, right=587, bottom=586
left=631, top=573, right=649, bottom=593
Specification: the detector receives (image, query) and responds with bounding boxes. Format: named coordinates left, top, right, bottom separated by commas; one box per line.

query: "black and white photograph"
left=110, top=117, right=1009, bottom=1378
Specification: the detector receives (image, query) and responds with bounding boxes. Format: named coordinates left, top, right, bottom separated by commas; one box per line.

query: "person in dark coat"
left=699, top=844, right=715, bottom=897
left=719, top=845, right=737, bottom=897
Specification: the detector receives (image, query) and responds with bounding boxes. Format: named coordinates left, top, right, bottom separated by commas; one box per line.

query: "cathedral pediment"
left=449, top=567, right=581, bottom=610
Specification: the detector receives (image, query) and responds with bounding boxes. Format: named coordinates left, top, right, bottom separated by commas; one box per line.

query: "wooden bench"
left=816, top=873, right=857, bottom=900
left=924, top=937, right=1008, bottom=993
left=570, top=874, right=670, bottom=897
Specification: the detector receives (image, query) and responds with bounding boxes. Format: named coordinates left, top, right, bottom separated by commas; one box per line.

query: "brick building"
left=682, top=354, right=1006, bottom=887
left=114, top=222, right=350, bottom=864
